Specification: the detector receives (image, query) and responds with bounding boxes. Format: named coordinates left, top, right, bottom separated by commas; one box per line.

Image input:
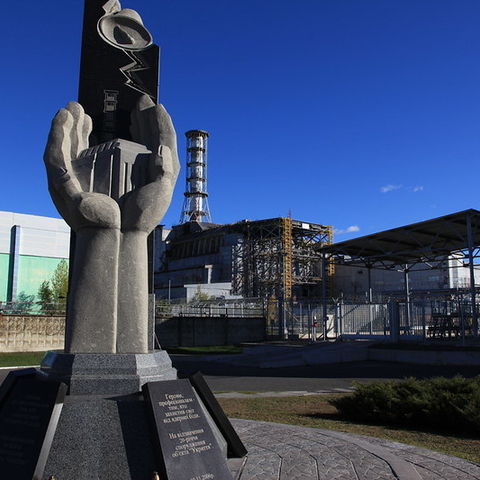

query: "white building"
left=0, top=211, right=70, bottom=303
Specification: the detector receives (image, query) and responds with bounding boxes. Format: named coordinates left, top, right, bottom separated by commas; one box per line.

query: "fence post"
left=388, top=300, right=400, bottom=343
left=421, top=301, right=426, bottom=340
left=310, top=304, right=314, bottom=339
left=340, top=300, right=345, bottom=336
left=332, top=300, right=338, bottom=339
left=278, top=297, right=285, bottom=339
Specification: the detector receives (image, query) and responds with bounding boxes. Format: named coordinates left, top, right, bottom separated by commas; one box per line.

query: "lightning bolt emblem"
left=119, top=51, right=155, bottom=99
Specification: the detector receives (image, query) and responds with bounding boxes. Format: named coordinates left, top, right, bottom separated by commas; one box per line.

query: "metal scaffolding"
left=231, top=218, right=333, bottom=299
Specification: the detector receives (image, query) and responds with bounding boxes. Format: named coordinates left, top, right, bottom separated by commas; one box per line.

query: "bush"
left=329, top=375, right=480, bottom=435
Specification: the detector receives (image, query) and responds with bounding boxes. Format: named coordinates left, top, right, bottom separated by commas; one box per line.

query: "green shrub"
left=329, top=375, right=480, bottom=435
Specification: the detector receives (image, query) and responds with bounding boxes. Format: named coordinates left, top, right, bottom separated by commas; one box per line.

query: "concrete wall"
left=155, top=316, right=266, bottom=348
left=0, top=314, right=65, bottom=352
left=0, top=314, right=265, bottom=352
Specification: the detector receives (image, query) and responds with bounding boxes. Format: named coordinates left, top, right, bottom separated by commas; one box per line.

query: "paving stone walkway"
left=232, top=419, right=480, bottom=480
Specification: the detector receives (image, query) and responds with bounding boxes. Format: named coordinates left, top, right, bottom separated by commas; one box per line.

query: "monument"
left=0, top=1, right=246, bottom=478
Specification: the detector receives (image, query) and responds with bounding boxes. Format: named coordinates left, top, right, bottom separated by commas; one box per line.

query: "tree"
left=13, top=291, right=35, bottom=313
left=190, top=286, right=213, bottom=303
left=50, top=259, right=69, bottom=303
left=38, top=280, right=54, bottom=312
left=37, top=259, right=69, bottom=313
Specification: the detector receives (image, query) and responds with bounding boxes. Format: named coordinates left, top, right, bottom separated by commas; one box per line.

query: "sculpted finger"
left=44, top=105, right=83, bottom=199
left=166, top=144, right=181, bottom=187
left=152, top=104, right=177, bottom=154
left=80, top=108, right=92, bottom=153
left=65, top=102, right=91, bottom=157
left=149, top=105, right=179, bottom=180
left=44, top=107, right=74, bottom=174
left=153, top=145, right=179, bottom=189
left=130, top=98, right=179, bottom=180
left=168, top=140, right=181, bottom=181
left=137, top=94, right=156, bottom=111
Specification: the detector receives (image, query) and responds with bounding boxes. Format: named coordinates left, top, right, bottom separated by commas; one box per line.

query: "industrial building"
left=332, top=254, right=473, bottom=300
left=154, top=218, right=333, bottom=301
left=154, top=215, right=480, bottom=305
left=0, top=211, right=70, bottom=304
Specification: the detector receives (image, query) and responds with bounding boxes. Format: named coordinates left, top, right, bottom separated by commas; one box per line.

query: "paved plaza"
left=233, top=419, right=480, bottom=480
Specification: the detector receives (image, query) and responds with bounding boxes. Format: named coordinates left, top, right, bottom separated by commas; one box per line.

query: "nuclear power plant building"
left=154, top=218, right=333, bottom=302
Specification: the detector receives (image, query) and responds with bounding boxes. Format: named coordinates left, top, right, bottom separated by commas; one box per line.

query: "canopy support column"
left=466, top=212, right=478, bottom=337
left=404, top=265, right=411, bottom=334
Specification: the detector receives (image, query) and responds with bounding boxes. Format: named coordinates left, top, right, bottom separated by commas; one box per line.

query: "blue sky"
left=1, top=0, right=480, bottom=240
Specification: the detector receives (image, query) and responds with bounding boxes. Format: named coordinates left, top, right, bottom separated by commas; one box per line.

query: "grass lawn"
left=0, top=351, right=47, bottom=367
left=165, top=346, right=243, bottom=355
left=217, top=394, right=480, bottom=465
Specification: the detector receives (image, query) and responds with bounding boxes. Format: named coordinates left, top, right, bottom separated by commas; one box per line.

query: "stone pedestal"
left=40, top=350, right=177, bottom=395
left=33, top=351, right=242, bottom=479
left=42, top=390, right=158, bottom=479
left=36, top=351, right=179, bottom=478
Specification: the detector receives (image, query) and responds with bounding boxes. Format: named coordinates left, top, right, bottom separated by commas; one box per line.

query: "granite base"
left=40, top=350, right=178, bottom=395
left=34, top=351, right=241, bottom=479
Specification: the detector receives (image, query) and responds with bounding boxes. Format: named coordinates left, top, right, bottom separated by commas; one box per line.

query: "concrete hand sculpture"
left=44, top=96, right=179, bottom=354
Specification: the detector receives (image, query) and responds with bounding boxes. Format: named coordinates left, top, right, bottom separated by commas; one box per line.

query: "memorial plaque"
left=143, top=379, right=233, bottom=480
left=0, top=368, right=37, bottom=412
left=0, top=377, right=67, bottom=480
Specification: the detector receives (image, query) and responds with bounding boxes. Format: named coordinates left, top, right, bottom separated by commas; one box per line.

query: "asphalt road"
left=1, top=356, right=479, bottom=394
left=170, top=355, right=480, bottom=393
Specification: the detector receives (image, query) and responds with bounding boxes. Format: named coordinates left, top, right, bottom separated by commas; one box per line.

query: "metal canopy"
left=319, top=209, right=480, bottom=269
left=317, top=209, right=480, bottom=338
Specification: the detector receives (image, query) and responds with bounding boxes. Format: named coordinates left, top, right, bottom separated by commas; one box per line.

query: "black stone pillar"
left=78, top=0, right=160, bottom=145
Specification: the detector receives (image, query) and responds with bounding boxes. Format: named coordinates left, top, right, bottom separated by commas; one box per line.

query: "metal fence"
left=399, top=297, right=478, bottom=340
left=264, top=295, right=480, bottom=342
left=0, top=299, right=264, bottom=319
left=155, top=298, right=265, bottom=319
left=0, top=301, right=66, bottom=316
left=3, top=294, right=478, bottom=343
left=336, top=302, right=389, bottom=336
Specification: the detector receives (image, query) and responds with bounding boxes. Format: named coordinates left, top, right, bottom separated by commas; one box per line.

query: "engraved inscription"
left=159, top=394, right=211, bottom=459
left=143, top=379, right=233, bottom=480
left=0, top=377, right=66, bottom=479
left=159, top=393, right=200, bottom=424
left=0, top=393, right=51, bottom=466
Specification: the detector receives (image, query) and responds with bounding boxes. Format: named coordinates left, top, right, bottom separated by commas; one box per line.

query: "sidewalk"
left=202, top=340, right=480, bottom=368
left=216, top=388, right=354, bottom=398
left=233, top=419, right=480, bottom=479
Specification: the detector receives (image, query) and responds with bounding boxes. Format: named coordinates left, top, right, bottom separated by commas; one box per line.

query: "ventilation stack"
left=180, top=130, right=212, bottom=223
